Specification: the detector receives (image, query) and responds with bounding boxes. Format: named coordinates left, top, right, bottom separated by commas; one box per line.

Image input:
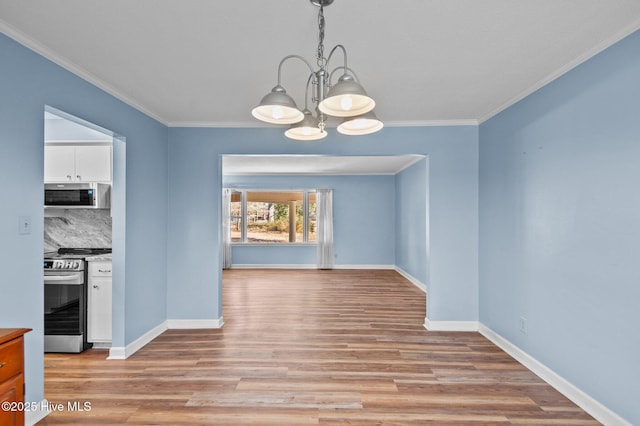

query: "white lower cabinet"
left=87, top=260, right=112, bottom=346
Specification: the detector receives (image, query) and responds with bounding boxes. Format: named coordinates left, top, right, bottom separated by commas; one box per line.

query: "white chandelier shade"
left=318, top=74, right=375, bottom=117
left=285, top=109, right=328, bottom=141
left=251, top=85, right=304, bottom=124
left=337, top=111, right=384, bottom=136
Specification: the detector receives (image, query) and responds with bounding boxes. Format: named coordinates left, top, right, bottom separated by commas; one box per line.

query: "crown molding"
left=167, top=119, right=479, bottom=128
left=478, top=17, right=640, bottom=124
left=0, top=19, right=168, bottom=126
left=166, top=121, right=270, bottom=128
left=382, top=119, right=479, bottom=127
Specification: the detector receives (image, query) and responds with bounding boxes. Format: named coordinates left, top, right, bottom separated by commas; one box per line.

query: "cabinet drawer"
left=0, top=337, right=23, bottom=383
left=89, top=261, right=112, bottom=277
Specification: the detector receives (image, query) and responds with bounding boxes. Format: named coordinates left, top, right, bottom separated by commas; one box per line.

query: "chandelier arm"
left=325, top=44, right=347, bottom=76
left=277, top=54, right=317, bottom=86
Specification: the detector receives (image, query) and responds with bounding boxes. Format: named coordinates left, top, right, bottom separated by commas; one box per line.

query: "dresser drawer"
left=0, top=337, right=23, bottom=383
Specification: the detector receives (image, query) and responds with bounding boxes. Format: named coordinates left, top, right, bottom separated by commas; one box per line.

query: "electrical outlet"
left=519, top=316, right=527, bottom=334
left=18, top=215, right=32, bottom=235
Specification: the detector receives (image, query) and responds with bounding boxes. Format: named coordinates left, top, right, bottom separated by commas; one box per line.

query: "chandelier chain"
left=317, top=6, right=326, bottom=69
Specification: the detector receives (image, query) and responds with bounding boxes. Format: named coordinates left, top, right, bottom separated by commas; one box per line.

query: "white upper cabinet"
left=74, top=145, right=111, bottom=182
left=44, top=145, right=76, bottom=182
left=45, top=144, right=111, bottom=183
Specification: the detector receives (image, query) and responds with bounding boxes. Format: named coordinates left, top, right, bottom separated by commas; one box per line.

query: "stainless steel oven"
left=44, top=257, right=91, bottom=352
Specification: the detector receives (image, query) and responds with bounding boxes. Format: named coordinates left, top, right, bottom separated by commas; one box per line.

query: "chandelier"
left=251, top=0, right=383, bottom=140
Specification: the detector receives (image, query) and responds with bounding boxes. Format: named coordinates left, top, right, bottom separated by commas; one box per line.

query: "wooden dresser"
left=0, top=328, right=31, bottom=426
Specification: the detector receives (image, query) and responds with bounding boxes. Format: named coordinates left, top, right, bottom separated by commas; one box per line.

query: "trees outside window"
left=228, top=190, right=317, bottom=243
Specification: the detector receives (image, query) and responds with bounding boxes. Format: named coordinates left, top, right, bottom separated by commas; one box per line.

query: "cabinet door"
left=88, top=277, right=112, bottom=342
left=0, top=374, right=24, bottom=426
left=75, top=145, right=111, bottom=182
left=44, top=145, right=75, bottom=182
left=88, top=261, right=113, bottom=343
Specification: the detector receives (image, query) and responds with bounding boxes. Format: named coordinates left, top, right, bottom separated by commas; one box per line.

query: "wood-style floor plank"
left=38, top=269, right=598, bottom=424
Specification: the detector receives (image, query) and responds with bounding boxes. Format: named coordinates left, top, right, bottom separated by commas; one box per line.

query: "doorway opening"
left=219, top=154, right=429, bottom=324
left=43, top=106, right=124, bottom=355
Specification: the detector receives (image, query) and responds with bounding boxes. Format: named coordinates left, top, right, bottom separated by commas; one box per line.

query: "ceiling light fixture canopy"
left=252, top=0, right=381, bottom=140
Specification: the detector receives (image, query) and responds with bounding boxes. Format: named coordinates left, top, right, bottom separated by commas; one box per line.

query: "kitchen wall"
left=44, top=209, right=112, bottom=252
left=479, top=29, right=640, bottom=424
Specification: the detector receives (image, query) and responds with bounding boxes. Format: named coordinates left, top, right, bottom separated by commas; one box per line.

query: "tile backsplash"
left=44, top=209, right=112, bottom=252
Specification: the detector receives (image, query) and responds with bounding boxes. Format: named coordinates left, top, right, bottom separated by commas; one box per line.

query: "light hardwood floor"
left=39, top=269, right=598, bottom=424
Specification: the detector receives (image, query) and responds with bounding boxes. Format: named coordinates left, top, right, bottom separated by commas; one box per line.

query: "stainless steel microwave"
left=45, top=183, right=111, bottom=209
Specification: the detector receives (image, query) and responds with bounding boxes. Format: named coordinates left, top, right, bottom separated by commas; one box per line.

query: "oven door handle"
left=44, top=275, right=83, bottom=284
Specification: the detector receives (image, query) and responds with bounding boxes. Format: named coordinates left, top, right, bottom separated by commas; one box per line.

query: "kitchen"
left=43, top=110, right=113, bottom=353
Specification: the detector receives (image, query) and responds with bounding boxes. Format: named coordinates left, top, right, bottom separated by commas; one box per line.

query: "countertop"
left=84, top=253, right=112, bottom=262
left=0, top=328, right=31, bottom=345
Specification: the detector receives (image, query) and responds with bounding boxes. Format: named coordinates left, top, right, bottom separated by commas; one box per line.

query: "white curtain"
left=316, top=188, right=334, bottom=269
left=222, top=188, right=232, bottom=269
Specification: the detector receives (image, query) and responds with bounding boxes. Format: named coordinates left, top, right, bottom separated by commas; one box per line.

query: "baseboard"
left=230, top=264, right=396, bottom=270
left=479, top=324, right=631, bottom=426
left=25, top=399, right=50, bottom=426
left=230, top=264, right=316, bottom=269
left=108, top=321, right=168, bottom=360
left=423, top=318, right=479, bottom=331
left=334, top=264, right=395, bottom=270
left=166, top=317, right=224, bottom=329
left=107, top=317, right=225, bottom=359
left=90, top=341, right=111, bottom=349
left=394, top=266, right=426, bottom=292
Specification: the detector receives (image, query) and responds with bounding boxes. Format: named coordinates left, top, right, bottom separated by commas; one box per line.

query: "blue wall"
left=479, top=30, right=640, bottom=423
left=0, top=34, right=168, bottom=405
left=224, top=174, right=396, bottom=267
left=167, top=126, right=479, bottom=323
left=395, top=158, right=429, bottom=288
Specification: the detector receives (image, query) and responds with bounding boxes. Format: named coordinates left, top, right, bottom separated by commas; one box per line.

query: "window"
left=227, top=190, right=317, bottom=244
left=230, top=190, right=242, bottom=242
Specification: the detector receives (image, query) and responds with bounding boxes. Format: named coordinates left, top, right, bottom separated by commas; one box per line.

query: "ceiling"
left=223, top=155, right=424, bottom=175
left=2, top=1, right=640, bottom=127
left=45, top=111, right=113, bottom=142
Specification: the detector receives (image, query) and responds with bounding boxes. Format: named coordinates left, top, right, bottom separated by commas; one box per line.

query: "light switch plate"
left=19, top=215, right=32, bottom=235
